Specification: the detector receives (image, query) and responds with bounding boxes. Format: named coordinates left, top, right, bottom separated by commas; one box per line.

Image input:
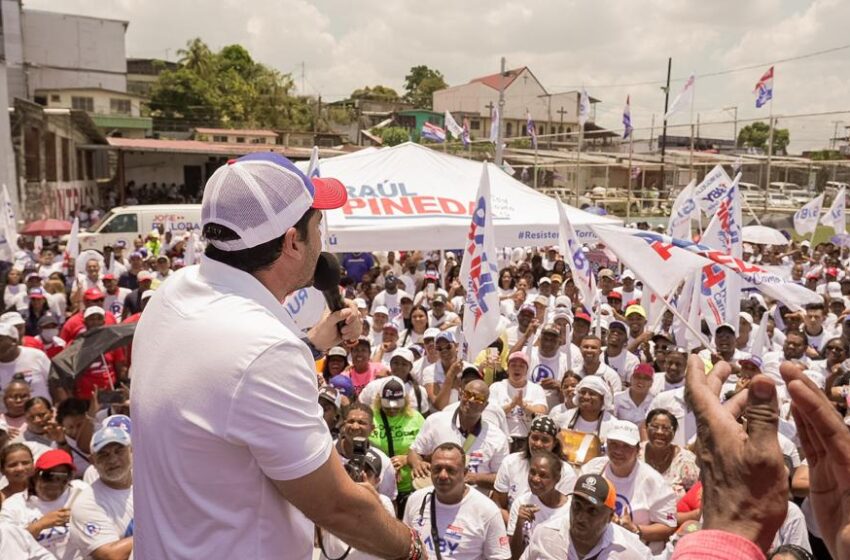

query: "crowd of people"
left=0, top=161, right=849, bottom=558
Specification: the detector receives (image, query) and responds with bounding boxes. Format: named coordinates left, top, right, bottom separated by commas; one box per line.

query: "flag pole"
left=626, top=132, right=634, bottom=222
left=660, top=288, right=714, bottom=351
left=765, top=73, right=775, bottom=213
left=574, top=126, right=583, bottom=207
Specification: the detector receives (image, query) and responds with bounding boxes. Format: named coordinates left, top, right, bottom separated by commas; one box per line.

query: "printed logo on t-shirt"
left=445, top=523, right=464, bottom=540
left=530, top=364, right=554, bottom=383
left=467, top=451, right=484, bottom=472
left=16, top=369, right=34, bottom=387
left=85, top=522, right=101, bottom=536
left=614, top=493, right=633, bottom=518
left=424, top=535, right=460, bottom=555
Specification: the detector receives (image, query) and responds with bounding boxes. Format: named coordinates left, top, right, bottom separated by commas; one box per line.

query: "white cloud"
left=22, top=0, right=850, bottom=151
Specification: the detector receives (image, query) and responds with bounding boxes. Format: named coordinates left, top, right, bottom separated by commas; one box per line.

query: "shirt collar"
left=198, top=255, right=299, bottom=330
left=567, top=523, right=614, bottom=560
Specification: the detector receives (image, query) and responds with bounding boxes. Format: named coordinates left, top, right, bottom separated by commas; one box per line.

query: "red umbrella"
left=20, top=219, right=73, bottom=236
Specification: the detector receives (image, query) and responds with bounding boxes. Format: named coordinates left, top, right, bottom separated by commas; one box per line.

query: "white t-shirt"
left=0, top=480, right=89, bottom=559
left=130, top=256, right=333, bottom=560
left=403, top=486, right=511, bottom=560
left=103, top=288, right=131, bottom=322
left=409, top=409, right=509, bottom=475
left=441, top=401, right=510, bottom=440
left=528, top=348, right=573, bottom=410
left=0, top=347, right=52, bottom=413
left=613, top=390, right=654, bottom=426
left=428, top=310, right=459, bottom=329
left=69, top=480, right=133, bottom=557
left=493, top=452, right=577, bottom=509
left=507, top=491, right=570, bottom=549
left=771, top=500, right=811, bottom=553
left=577, top=363, right=623, bottom=395
left=0, top=522, right=57, bottom=560
left=318, top=494, right=396, bottom=560
left=603, top=348, right=641, bottom=385
left=488, top=381, right=548, bottom=438
left=581, top=458, right=677, bottom=554
left=371, top=290, right=411, bottom=323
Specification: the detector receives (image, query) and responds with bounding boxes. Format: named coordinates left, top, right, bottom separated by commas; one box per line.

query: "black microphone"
left=313, top=252, right=347, bottom=337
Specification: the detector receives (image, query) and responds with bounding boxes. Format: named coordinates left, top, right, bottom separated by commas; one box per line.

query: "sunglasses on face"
left=38, top=471, right=70, bottom=483
left=462, top=390, right=487, bottom=404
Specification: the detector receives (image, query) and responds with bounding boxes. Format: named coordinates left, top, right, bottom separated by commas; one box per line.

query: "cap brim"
left=311, top=177, right=348, bottom=210
left=570, top=491, right=612, bottom=509
left=381, top=398, right=404, bottom=409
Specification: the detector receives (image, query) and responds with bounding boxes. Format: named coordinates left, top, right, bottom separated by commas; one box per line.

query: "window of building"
left=71, top=96, right=94, bottom=112
left=34, top=96, right=47, bottom=106
left=99, top=213, right=139, bottom=234
left=506, top=122, right=513, bottom=137
left=44, top=132, right=57, bottom=182
left=25, top=128, right=41, bottom=182
left=470, top=120, right=480, bottom=130
left=61, top=138, right=70, bottom=181
left=212, top=135, right=228, bottom=142
left=250, top=137, right=266, bottom=144
left=50, top=94, right=61, bottom=102
left=110, top=98, right=131, bottom=115
left=235, top=137, right=245, bottom=143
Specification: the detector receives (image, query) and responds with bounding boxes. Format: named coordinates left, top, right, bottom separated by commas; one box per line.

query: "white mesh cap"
left=202, top=152, right=347, bottom=251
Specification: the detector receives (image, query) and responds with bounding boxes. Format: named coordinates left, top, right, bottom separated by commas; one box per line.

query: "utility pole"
left=301, top=62, right=306, bottom=95
left=495, top=57, right=507, bottom=166
left=723, top=106, right=738, bottom=146
left=649, top=113, right=655, bottom=152
left=832, top=121, right=843, bottom=150
left=660, top=57, right=672, bottom=192
left=557, top=106, right=567, bottom=141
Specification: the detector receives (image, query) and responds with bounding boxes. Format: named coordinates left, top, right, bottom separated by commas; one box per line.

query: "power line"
left=547, top=42, right=850, bottom=90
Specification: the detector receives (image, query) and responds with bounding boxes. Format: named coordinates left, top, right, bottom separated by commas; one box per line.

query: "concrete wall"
left=123, top=152, right=214, bottom=187
left=22, top=10, right=127, bottom=94
left=1, top=0, right=27, bottom=100
left=41, top=89, right=142, bottom=117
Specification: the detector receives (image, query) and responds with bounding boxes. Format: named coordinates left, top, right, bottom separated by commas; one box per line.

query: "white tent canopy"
left=299, top=142, right=620, bottom=252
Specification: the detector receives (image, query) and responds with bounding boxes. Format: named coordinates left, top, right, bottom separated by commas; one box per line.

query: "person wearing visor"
left=131, top=153, right=419, bottom=559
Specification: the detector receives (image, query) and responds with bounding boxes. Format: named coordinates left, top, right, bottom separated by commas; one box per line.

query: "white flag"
left=459, top=164, right=501, bottom=359
left=749, top=311, right=770, bottom=358
left=664, top=74, right=695, bottom=121
left=67, top=216, right=80, bottom=260
left=34, top=235, right=43, bottom=256
left=0, top=184, right=18, bottom=253
left=821, top=188, right=846, bottom=234
left=489, top=107, right=500, bottom=144
left=668, top=179, right=698, bottom=239
left=692, top=165, right=734, bottom=216
left=444, top=111, right=464, bottom=139
left=558, top=196, right=596, bottom=311
left=578, top=88, right=591, bottom=127
left=793, top=193, right=824, bottom=236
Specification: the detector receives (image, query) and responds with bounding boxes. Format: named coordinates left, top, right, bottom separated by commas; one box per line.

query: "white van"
left=78, top=205, right=202, bottom=251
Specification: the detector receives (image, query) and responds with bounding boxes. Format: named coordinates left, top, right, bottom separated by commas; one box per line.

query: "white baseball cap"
left=606, top=420, right=640, bottom=446
left=423, top=328, right=441, bottom=340
left=201, top=153, right=347, bottom=251
left=0, top=311, right=24, bottom=327
left=0, top=322, right=18, bottom=340
left=390, top=347, right=415, bottom=364
left=373, top=305, right=389, bottom=317
left=84, top=306, right=105, bottom=319
left=353, top=298, right=368, bottom=309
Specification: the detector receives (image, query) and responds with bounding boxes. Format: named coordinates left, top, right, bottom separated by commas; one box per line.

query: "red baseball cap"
left=84, top=288, right=105, bottom=301
left=574, top=312, right=592, bottom=324
left=102, top=273, right=116, bottom=281
left=607, top=291, right=622, bottom=300
left=35, top=449, right=75, bottom=472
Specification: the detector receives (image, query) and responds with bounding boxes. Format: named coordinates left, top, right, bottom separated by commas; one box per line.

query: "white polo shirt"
left=69, top=479, right=134, bottom=557
left=130, top=256, right=333, bottom=560
left=409, top=409, right=509, bottom=475
left=523, top=513, right=653, bottom=559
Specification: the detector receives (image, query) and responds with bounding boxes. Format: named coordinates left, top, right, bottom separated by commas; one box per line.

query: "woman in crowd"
left=492, top=416, right=576, bottom=521
left=508, top=451, right=571, bottom=560
left=554, top=375, right=617, bottom=443
left=321, top=347, right=349, bottom=384
left=23, top=290, right=50, bottom=337
left=547, top=372, right=581, bottom=427
left=22, top=397, right=63, bottom=450
left=498, top=268, right=516, bottom=299
left=3, top=268, right=24, bottom=310
left=0, top=443, right=34, bottom=501
left=369, top=379, right=425, bottom=514
left=0, top=449, right=87, bottom=559
left=639, top=408, right=699, bottom=499
left=55, top=398, right=95, bottom=477
left=1, top=376, right=32, bottom=438
left=399, top=305, right=429, bottom=347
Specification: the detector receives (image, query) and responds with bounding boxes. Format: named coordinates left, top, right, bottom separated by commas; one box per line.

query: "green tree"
left=403, top=65, right=448, bottom=109
left=377, top=126, right=410, bottom=146
left=351, top=85, right=400, bottom=102
left=150, top=38, right=313, bottom=130
left=737, top=121, right=790, bottom=154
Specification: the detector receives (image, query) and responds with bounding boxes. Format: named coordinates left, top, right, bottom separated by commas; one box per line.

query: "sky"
left=24, top=0, right=850, bottom=153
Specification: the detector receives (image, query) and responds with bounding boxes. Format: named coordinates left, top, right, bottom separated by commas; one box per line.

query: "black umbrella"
left=50, top=322, right=137, bottom=383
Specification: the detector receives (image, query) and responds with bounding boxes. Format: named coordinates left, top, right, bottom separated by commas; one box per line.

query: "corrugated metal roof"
left=106, top=137, right=346, bottom=158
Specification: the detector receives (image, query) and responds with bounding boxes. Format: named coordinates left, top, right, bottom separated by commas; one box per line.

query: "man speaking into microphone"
left=131, top=153, right=421, bottom=560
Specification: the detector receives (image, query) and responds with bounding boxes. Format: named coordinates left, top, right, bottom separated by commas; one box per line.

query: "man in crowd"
left=577, top=335, right=623, bottom=394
